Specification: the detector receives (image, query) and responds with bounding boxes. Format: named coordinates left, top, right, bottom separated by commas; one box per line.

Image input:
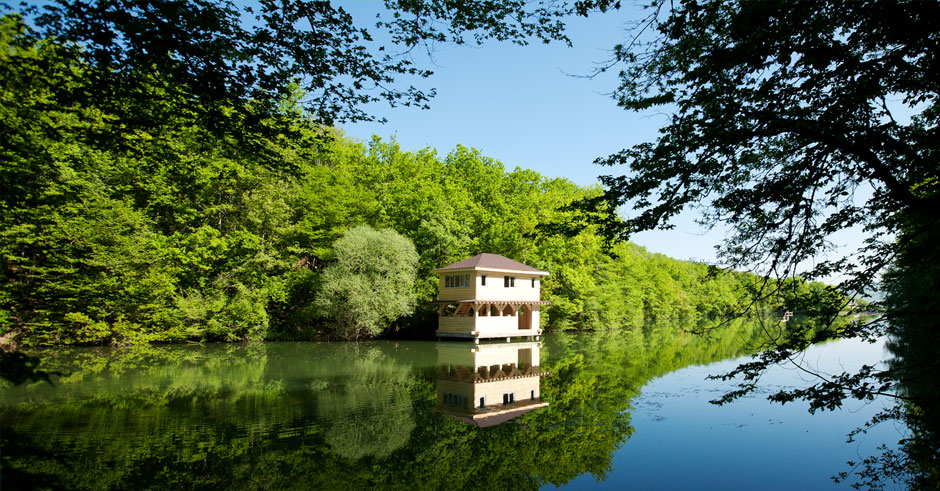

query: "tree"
left=15, top=0, right=584, bottom=138
left=590, top=0, right=938, bottom=484
left=314, top=225, right=419, bottom=339
left=598, top=0, right=937, bottom=288
left=0, top=1, right=617, bottom=347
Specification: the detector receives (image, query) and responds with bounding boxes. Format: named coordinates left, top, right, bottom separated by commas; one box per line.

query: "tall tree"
left=591, top=0, right=938, bottom=484
left=598, top=0, right=938, bottom=289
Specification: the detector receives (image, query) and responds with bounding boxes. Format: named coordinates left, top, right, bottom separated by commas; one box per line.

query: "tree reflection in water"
left=1, top=317, right=850, bottom=489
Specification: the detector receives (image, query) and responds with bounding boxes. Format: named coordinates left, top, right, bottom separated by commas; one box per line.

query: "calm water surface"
left=563, top=336, right=900, bottom=490
left=1, top=324, right=901, bottom=490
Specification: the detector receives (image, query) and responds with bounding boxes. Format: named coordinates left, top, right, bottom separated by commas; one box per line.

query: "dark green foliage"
left=870, top=223, right=940, bottom=489
left=596, top=0, right=938, bottom=289
left=591, top=1, right=939, bottom=486
left=26, top=0, right=579, bottom=132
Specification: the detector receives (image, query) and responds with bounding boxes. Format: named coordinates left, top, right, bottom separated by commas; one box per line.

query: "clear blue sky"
left=339, top=3, right=729, bottom=263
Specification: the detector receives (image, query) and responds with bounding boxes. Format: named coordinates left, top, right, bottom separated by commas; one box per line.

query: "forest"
left=2, top=0, right=937, bottom=486
left=2, top=11, right=839, bottom=346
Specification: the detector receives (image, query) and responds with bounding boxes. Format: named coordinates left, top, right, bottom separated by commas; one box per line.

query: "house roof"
left=431, top=253, right=548, bottom=275
left=442, top=402, right=550, bottom=427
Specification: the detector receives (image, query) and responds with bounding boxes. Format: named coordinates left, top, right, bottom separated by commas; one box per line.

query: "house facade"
left=432, top=253, right=549, bottom=340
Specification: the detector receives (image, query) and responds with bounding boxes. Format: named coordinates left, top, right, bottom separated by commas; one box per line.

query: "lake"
left=0, top=322, right=902, bottom=490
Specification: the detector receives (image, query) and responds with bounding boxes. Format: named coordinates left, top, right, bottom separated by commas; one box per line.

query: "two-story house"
left=432, top=253, right=549, bottom=341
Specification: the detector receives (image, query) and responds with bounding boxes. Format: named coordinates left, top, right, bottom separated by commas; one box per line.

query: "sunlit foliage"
left=0, top=12, right=797, bottom=346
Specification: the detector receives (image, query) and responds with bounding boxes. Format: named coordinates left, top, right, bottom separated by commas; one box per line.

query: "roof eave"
left=431, top=266, right=549, bottom=276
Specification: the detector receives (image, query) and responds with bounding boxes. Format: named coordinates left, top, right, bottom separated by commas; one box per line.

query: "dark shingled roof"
left=434, top=253, right=547, bottom=274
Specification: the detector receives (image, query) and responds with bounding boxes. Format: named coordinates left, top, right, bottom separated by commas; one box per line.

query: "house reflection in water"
left=435, top=340, right=549, bottom=427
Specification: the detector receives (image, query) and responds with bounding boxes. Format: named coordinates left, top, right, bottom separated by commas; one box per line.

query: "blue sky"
left=338, top=3, right=729, bottom=263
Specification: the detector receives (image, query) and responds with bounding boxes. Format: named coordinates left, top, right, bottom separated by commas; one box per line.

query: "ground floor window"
left=444, top=392, right=468, bottom=409
left=445, top=274, right=470, bottom=288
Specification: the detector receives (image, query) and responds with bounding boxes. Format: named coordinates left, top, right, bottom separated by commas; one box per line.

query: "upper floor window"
left=531, top=277, right=536, bottom=288
left=481, top=274, right=487, bottom=286
left=445, top=274, right=470, bottom=288
left=504, top=276, right=515, bottom=288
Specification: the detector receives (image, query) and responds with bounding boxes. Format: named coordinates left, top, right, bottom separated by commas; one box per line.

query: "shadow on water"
left=0, top=317, right=829, bottom=490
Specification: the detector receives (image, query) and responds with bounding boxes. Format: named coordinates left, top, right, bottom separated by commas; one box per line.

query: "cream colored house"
left=435, top=340, right=549, bottom=427
left=432, top=253, right=549, bottom=341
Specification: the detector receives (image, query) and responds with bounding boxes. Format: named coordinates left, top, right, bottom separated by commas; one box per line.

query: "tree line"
left=1, top=12, right=835, bottom=346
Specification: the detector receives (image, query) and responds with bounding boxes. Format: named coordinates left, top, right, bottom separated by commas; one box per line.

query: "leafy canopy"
left=20, top=0, right=591, bottom=133
left=591, top=1, right=939, bottom=484
left=597, top=0, right=938, bottom=290
left=1, top=3, right=830, bottom=347
left=314, top=225, right=419, bottom=339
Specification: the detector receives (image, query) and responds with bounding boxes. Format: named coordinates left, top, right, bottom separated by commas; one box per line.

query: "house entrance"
left=518, top=348, right=532, bottom=370
left=517, top=305, right=532, bottom=330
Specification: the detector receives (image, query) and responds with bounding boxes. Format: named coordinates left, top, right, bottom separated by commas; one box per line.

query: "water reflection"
left=0, top=319, right=897, bottom=489
left=435, top=340, right=548, bottom=427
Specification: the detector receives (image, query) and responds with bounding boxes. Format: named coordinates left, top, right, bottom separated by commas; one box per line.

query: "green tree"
left=314, top=225, right=419, bottom=339
left=589, top=0, right=938, bottom=485
left=0, top=1, right=619, bottom=347
left=597, top=0, right=937, bottom=291
left=21, top=0, right=583, bottom=134
left=0, top=9, right=774, bottom=347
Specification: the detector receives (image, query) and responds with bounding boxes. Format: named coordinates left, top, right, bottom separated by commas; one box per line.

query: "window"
left=445, top=274, right=470, bottom=288
left=502, top=392, right=515, bottom=405
left=531, top=390, right=535, bottom=400
left=444, top=392, right=468, bottom=409
left=531, top=277, right=536, bottom=288
left=503, top=276, right=515, bottom=288
left=479, top=397, right=485, bottom=408
left=481, top=274, right=486, bottom=286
